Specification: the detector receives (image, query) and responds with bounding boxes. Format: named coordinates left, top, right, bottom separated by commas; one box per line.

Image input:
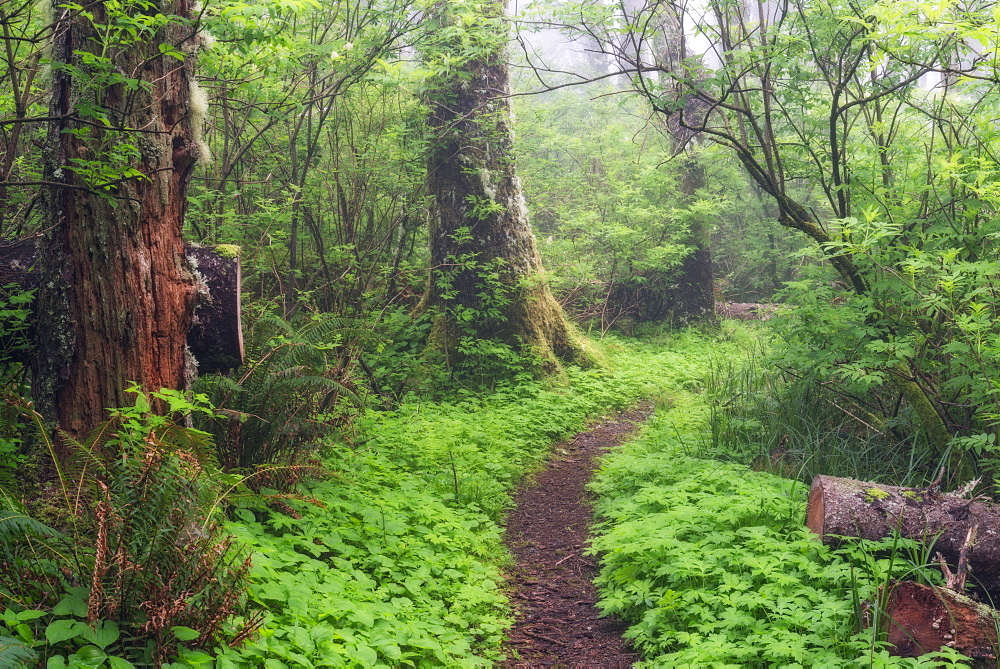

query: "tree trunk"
left=667, top=158, right=715, bottom=324
left=420, top=0, right=593, bottom=371
left=0, top=239, right=242, bottom=374
left=806, top=474, right=1000, bottom=599
left=882, top=580, right=998, bottom=666
left=34, top=0, right=204, bottom=441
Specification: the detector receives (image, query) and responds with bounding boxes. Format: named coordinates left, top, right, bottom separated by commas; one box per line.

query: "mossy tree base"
left=419, top=0, right=594, bottom=374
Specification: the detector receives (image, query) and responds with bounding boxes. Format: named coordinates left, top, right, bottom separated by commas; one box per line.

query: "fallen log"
left=806, top=474, right=1000, bottom=599
left=0, top=238, right=243, bottom=374
left=882, top=580, right=998, bottom=665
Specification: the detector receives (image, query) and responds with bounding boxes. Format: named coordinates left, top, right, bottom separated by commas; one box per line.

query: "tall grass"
left=704, top=339, right=941, bottom=485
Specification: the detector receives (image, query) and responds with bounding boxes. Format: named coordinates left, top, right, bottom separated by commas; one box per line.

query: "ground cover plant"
left=207, top=335, right=674, bottom=667
left=589, top=324, right=975, bottom=667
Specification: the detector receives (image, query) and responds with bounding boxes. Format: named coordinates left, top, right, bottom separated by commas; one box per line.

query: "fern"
left=194, top=313, right=367, bottom=474
left=0, top=636, right=35, bottom=666
left=0, top=489, right=59, bottom=544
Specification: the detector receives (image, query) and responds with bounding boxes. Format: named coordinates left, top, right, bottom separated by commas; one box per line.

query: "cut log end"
left=885, top=581, right=998, bottom=665
left=806, top=476, right=826, bottom=540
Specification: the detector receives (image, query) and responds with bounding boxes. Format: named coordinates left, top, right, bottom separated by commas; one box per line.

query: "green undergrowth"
left=210, top=329, right=736, bottom=667
left=588, top=333, right=972, bottom=667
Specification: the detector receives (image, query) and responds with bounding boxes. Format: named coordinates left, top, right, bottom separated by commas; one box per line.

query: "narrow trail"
left=501, top=402, right=654, bottom=668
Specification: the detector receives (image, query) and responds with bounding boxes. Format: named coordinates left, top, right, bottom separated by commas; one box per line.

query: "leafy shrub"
left=0, top=389, right=259, bottom=667
left=194, top=314, right=364, bottom=476
left=0, top=284, right=34, bottom=489
left=705, top=336, right=939, bottom=485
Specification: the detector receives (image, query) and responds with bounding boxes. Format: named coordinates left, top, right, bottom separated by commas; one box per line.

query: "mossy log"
left=882, top=580, right=998, bottom=665
left=807, top=474, right=1000, bottom=599
left=0, top=238, right=242, bottom=374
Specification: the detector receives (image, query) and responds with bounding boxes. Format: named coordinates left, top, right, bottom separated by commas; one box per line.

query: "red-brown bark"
left=0, top=239, right=242, bottom=374
left=34, top=1, right=204, bottom=441
left=883, top=580, right=998, bottom=665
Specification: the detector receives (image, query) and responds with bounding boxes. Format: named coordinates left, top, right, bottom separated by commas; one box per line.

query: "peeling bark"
left=883, top=581, right=998, bottom=665
left=35, top=1, right=203, bottom=441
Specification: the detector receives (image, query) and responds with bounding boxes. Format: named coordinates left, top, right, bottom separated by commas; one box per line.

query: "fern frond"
left=0, top=637, right=36, bottom=666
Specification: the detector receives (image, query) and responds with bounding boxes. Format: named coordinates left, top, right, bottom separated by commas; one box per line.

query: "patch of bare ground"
left=501, top=402, right=654, bottom=668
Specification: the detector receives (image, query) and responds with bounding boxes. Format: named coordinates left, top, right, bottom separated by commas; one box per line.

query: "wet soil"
left=502, top=402, right=654, bottom=668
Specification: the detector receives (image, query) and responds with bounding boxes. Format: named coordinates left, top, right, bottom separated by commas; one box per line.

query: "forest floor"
left=501, top=402, right=654, bottom=668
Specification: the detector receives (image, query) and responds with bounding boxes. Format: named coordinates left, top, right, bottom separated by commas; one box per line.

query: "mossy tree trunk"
left=33, top=0, right=203, bottom=441
left=666, top=156, right=715, bottom=324
left=420, top=0, right=592, bottom=371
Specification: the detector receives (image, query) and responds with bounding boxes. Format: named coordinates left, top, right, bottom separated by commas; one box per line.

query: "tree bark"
left=420, top=0, right=593, bottom=371
left=667, top=157, right=715, bottom=324
left=0, top=239, right=242, bottom=374
left=806, top=474, right=1000, bottom=599
left=882, top=580, right=998, bottom=666
left=35, top=0, right=204, bottom=441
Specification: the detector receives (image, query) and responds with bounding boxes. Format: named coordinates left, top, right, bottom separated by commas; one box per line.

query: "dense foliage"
left=2, top=0, right=1000, bottom=664
left=587, top=328, right=972, bottom=666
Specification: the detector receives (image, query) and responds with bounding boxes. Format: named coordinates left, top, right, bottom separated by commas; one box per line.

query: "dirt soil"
left=502, top=402, right=654, bottom=668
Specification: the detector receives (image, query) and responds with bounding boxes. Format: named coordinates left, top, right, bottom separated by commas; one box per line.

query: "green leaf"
left=234, top=508, right=255, bottom=523
left=82, top=620, right=119, bottom=649
left=170, top=626, right=201, bottom=641
left=45, top=619, right=89, bottom=645
left=176, top=648, right=215, bottom=666
left=51, top=596, right=88, bottom=618
left=350, top=609, right=374, bottom=628
left=70, top=645, right=107, bottom=667
left=107, top=657, right=136, bottom=669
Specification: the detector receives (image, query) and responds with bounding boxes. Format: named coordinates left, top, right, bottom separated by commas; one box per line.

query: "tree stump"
left=883, top=580, right=998, bottom=666
left=806, top=474, right=1000, bottom=600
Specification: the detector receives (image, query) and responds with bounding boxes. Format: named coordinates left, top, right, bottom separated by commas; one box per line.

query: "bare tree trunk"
left=420, top=0, right=593, bottom=371
left=34, top=0, right=203, bottom=441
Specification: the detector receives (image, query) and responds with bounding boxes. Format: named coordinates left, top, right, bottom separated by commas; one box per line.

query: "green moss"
left=214, top=244, right=241, bottom=258
left=901, top=490, right=923, bottom=502
left=864, top=487, right=891, bottom=502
